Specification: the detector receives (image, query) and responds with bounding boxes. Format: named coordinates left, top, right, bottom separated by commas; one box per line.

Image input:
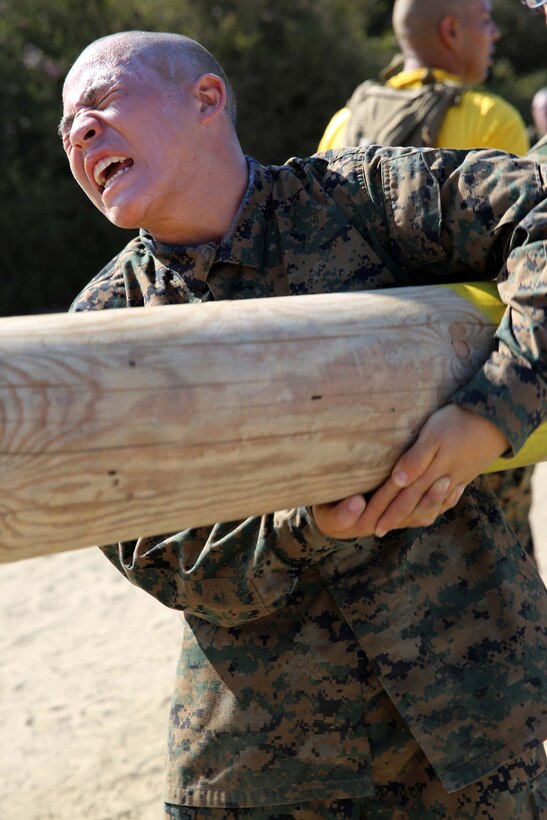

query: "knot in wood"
left=448, top=321, right=471, bottom=359
left=451, top=338, right=471, bottom=360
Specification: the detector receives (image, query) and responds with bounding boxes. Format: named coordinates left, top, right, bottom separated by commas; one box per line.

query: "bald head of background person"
left=392, top=0, right=499, bottom=83
left=60, top=30, right=248, bottom=245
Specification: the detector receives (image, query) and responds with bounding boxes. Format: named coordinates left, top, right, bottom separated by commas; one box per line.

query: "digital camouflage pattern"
left=71, top=147, right=547, bottom=809
left=346, top=77, right=538, bottom=568
left=486, top=130, right=547, bottom=566
left=487, top=467, right=535, bottom=557
left=164, top=742, right=546, bottom=817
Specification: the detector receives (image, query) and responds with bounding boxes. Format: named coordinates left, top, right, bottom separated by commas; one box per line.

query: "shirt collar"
left=388, top=67, right=464, bottom=89
left=216, top=156, right=272, bottom=267
left=139, top=156, right=272, bottom=288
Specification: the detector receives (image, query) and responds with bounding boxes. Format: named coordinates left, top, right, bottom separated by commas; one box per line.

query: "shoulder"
left=448, top=89, right=529, bottom=154
left=300, top=144, right=448, bottom=193
left=287, top=147, right=378, bottom=197
left=287, top=145, right=435, bottom=233
left=461, top=88, right=523, bottom=120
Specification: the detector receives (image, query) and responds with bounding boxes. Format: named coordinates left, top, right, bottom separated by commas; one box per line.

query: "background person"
left=523, top=0, right=547, bottom=26
left=531, top=87, right=547, bottom=140
left=318, top=0, right=529, bottom=153
left=61, top=30, right=547, bottom=819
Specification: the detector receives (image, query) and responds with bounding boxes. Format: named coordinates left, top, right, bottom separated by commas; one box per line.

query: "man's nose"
left=70, top=111, right=102, bottom=149
left=490, top=20, right=501, bottom=41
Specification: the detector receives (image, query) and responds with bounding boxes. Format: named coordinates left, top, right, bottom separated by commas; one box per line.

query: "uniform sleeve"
left=100, top=509, right=358, bottom=626
left=317, top=107, right=352, bottom=152
left=365, top=146, right=547, bottom=454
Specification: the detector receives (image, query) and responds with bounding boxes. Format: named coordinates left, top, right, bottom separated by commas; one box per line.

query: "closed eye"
left=58, top=86, right=122, bottom=142
left=95, top=89, right=118, bottom=109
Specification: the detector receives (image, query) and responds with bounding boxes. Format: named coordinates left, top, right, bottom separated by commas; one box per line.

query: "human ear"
left=195, top=73, right=226, bottom=124
left=438, top=14, right=461, bottom=53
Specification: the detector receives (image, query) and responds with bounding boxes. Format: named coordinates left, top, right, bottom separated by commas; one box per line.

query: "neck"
left=149, top=143, right=249, bottom=246
left=402, top=56, right=457, bottom=75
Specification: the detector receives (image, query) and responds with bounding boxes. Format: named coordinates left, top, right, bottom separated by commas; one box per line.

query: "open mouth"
left=93, top=155, right=134, bottom=192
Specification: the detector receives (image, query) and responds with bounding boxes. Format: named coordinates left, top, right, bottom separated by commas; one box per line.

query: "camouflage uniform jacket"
left=71, top=147, right=547, bottom=807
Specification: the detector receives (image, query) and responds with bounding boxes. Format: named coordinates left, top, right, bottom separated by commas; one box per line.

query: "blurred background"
left=1, top=0, right=547, bottom=317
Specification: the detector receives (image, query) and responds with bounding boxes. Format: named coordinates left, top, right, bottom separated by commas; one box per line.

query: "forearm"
left=99, top=508, right=349, bottom=626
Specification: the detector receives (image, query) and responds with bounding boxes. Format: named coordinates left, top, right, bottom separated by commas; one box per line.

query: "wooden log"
left=0, top=282, right=545, bottom=564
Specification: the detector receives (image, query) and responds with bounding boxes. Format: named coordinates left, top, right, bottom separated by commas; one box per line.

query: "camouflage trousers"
left=487, top=466, right=535, bottom=559
left=164, top=686, right=547, bottom=818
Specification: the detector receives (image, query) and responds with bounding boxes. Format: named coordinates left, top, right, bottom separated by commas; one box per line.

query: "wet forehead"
left=66, top=52, right=116, bottom=96
left=64, top=68, right=115, bottom=112
left=63, top=43, right=150, bottom=113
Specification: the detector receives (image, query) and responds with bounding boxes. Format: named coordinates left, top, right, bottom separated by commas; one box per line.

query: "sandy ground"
left=1, top=467, right=546, bottom=820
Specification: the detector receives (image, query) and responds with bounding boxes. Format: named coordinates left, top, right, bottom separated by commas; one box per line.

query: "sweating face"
left=60, top=42, right=206, bottom=239
left=455, top=0, right=499, bottom=84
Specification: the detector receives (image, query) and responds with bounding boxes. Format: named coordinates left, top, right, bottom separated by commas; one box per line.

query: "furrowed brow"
left=58, top=84, right=104, bottom=139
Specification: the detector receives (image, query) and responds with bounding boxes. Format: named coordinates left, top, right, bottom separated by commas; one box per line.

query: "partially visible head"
left=521, top=0, right=547, bottom=26
left=532, top=88, right=547, bottom=136
left=393, top=0, right=500, bottom=84
left=60, top=31, right=242, bottom=241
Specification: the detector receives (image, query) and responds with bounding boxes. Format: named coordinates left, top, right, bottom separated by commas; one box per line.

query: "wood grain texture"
left=0, top=285, right=537, bottom=563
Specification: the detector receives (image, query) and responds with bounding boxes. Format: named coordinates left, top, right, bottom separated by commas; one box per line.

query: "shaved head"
left=392, top=0, right=499, bottom=84
left=64, top=30, right=237, bottom=126
left=393, top=0, right=471, bottom=47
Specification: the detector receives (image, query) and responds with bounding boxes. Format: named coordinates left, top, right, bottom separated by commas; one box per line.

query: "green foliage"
left=1, top=0, right=545, bottom=316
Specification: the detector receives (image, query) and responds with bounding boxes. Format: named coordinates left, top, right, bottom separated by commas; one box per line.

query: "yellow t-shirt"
left=317, top=68, right=529, bottom=155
